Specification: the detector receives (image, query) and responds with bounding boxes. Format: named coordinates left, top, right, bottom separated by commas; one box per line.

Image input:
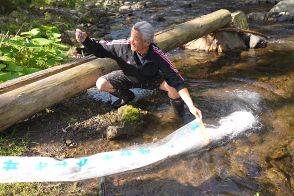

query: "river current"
left=86, top=1, right=294, bottom=195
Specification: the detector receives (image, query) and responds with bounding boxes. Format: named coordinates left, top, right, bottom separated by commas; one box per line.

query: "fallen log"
left=0, top=9, right=232, bottom=132
left=155, top=9, right=231, bottom=52
left=0, top=55, right=96, bottom=94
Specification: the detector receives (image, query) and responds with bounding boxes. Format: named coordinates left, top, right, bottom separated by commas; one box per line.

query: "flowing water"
left=87, top=1, right=294, bottom=195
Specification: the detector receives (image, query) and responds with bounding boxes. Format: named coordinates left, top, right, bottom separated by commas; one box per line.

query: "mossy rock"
left=117, top=105, right=150, bottom=126
left=106, top=105, right=151, bottom=140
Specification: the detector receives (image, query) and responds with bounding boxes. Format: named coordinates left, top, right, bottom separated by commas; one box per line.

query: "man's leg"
left=96, top=70, right=135, bottom=108
left=96, top=77, right=116, bottom=93
left=159, top=81, right=185, bottom=115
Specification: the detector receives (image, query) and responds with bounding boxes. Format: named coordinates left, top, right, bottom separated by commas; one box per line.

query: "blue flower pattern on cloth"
left=102, top=154, right=113, bottom=160
left=3, top=160, right=19, bottom=171
left=55, top=161, right=67, bottom=167
left=35, top=162, right=48, bottom=171
left=121, top=150, right=132, bottom=157
left=138, top=149, right=150, bottom=155
left=77, top=158, right=88, bottom=168
left=0, top=122, right=200, bottom=174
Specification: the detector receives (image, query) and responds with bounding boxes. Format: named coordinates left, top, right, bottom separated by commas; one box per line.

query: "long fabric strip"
left=0, top=111, right=256, bottom=183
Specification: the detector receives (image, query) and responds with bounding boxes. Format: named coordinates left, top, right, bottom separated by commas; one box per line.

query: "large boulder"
left=268, top=0, right=294, bottom=21
left=184, top=32, right=246, bottom=53
left=183, top=11, right=248, bottom=53
left=270, top=0, right=294, bottom=14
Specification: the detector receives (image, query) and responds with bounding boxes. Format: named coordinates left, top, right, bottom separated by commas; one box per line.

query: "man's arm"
left=75, top=29, right=117, bottom=58
left=178, top=88, right=202, bottom=120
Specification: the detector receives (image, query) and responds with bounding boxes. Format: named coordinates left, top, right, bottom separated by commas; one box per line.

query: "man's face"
left=129, top=28, right=149, bottom=53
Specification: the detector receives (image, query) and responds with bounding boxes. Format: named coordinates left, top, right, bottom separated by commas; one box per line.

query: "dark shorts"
left=101, top=70, right=164, bottom=90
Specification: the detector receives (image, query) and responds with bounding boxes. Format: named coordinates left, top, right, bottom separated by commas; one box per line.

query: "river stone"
left=231, top=11, right=249, bottom=29
left=266, top=138, right=294, bottom=192
left=105, top=105, right=151, bottom=140
left=270, top=0, right=294, bottom=14
left=151, top=14, right=166, bottom=22
left=244, top=0, right=281, bottom=3
left=131, top=2, right=145, bottom=10
left=249, top=34, right=267, bottom=48
left=264, top=168, right=288, bottom=190
left=184, top=32, right=246, bottom=53
left=119, top=5, right=132, bottom=12
left=247, top=12, right=267, bottom=22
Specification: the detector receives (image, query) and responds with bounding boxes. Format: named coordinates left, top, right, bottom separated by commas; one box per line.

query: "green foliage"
left=0, top=25, right=70, bottom=82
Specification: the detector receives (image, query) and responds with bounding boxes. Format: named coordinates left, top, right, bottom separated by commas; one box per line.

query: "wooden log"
left=0, top=55, right=96, bottom=94
left=0, top=58, right=119, bottom=131
left=155, top=9, right=232, bottom=52
left=0, top=9, right=232, bottom=132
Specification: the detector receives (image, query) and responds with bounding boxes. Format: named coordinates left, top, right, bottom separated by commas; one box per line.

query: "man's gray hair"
left=132, top=21, right=154, bottom=43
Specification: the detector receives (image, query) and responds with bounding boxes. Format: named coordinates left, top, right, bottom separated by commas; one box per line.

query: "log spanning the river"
left=0, top=9, right=231, bottom=132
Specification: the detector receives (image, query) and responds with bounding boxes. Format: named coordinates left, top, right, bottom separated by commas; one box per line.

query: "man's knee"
left=96, top=77, right=111, bottom=91
left=160, top=81, right=179, bottom=98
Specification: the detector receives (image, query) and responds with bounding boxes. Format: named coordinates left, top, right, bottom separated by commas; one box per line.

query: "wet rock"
left=103, top=105, right=152, bottom=140
left=249, top=34, right=267, bottom=48
left=65, top=139, right=72, bottom=146
left=178, top=1, right=193, bottom=8
left=268, top=0, right=294, bottom=22
left=131, top=2, right=145, bottom=11
left=106, top=125, right=135, bottom=140
left=269, top=0, right=294, bottom=14
left=81, top=8, right=108, bottom=24
left=184, top=32, right=246, bottom=53
left=231, top=11, right=249, bottom=29
left=44, top=7, right=80, bottom=22
left=244, top=161, right=262, bottom=177
left=247, top=12, right=267, bottom=22
left=119, top=5, right=131, bottom=12
left=106, top=126, right=120, bottom=139
left=150, top=14, right=166, bottom=22
left=265, top=138, right=294, bottom=192
left=244, top=0, right=281, bottom=4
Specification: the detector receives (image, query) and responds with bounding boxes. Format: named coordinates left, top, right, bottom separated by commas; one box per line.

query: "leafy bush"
left=0, top=25, right=70, bottom=82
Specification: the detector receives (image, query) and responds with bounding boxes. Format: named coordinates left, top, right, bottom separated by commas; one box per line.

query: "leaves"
left=0, top=25, right=70, bottom=83
left=31, top=38, right=53, bottom=45
left=20, top=28, right=40, bottom=37
left=6, top=64, right=24, bottom=72
left=0, top=64, right=7, bottom=70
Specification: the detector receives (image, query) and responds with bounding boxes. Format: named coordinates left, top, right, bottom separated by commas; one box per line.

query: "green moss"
left=118, top=105, right=149, bottom=125
left=0, top=135, right=29, bottom=156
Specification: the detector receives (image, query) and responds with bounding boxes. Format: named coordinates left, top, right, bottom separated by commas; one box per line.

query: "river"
left=94, top=1, right=294, bottom=195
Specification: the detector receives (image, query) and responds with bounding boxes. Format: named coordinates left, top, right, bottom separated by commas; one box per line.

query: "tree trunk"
left=0, top=55, right=96, bottom=94
left=0, top=9, right=232, bottom=132
left=155, top=9, right=232, bottom=52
